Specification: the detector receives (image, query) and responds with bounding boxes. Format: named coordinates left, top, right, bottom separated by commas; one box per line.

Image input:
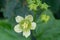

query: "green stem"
left=31, top=31, right=36, bottom=40
left=31, top=10, right=37, bottom=40
left=34, top=11, right=37, bottom=21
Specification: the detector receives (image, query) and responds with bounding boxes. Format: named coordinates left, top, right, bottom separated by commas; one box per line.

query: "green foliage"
left=42, top=0, right=60, bottom=14
left=0, top=19, right=31, bottom=40
left=0, top=0, right=60, bottom=40
left=35, top=10, right=60, bottom=40
left=0, top=20, right=11, bottom=30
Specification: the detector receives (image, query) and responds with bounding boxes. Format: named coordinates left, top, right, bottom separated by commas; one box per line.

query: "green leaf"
left=35, top=10, right=59, bottom=40
left=0, top=19, right=31, bottom=40
left=0, top=19, right=11, bottom=30
left=0, top=29, right=31, bottom=40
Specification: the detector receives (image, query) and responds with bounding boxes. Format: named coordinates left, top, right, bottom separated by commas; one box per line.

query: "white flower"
left=14, top=15, right=36, bottom=38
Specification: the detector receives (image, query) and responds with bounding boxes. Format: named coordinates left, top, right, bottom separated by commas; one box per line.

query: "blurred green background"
left=0, top=0, right=60, bottom=40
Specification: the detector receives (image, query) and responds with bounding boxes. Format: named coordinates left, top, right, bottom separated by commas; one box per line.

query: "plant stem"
left=31, top=31, right=36, bottom=40
left=34, top=11, right=37, bottom=21
left=31, top=11, right=37, bottom=40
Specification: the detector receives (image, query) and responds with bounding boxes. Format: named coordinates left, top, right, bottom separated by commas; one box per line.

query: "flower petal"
left=31, top=22, right=36, bottom=30
left=14, top=24, right=22, bottom=33
left=15, top=16, right=24, bottom=23
left=25, top=15, right=33, bottom=22
left=23, top=30, right=30, bottom=38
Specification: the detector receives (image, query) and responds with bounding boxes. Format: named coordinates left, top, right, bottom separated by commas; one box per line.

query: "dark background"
left=0, top=0, right=60, bottom=19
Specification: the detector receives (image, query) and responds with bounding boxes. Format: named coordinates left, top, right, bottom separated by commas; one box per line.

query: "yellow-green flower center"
left=22, top=22, right=28, bottom=29
left=20, top=19, right=31, bottom=31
